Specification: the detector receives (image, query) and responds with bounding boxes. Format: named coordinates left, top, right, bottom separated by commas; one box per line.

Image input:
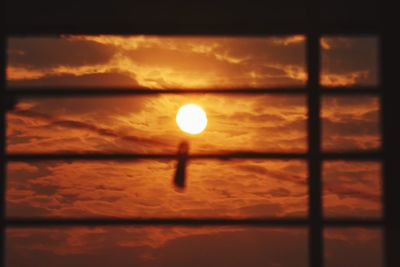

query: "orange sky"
left=5, top=35, right=381, bottom=267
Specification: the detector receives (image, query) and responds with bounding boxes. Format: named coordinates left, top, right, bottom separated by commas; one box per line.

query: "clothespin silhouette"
left=173, top=141, right=189, bottom=190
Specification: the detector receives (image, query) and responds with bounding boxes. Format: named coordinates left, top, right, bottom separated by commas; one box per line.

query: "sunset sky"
left=5, top=35, right=381, bottom=266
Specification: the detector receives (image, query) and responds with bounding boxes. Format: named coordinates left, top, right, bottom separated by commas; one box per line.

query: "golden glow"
left=176, top=104, right=207, bottom=135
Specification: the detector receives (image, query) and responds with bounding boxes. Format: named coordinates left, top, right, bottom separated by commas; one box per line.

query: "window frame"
left=0, top=1, right=394, bottom=267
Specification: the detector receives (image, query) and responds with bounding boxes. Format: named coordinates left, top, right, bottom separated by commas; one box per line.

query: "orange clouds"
left=7, top=35, right=307, bottom=89
left=7, top=35, right=378, bottom=88
left=5, top=35, right=382, bottom=267
left=323, top=161, right=381, bottom=218
left=320, top=71, right=370, bottom=87
left=5, top=36, right=382, bottom=220
left=322, top=96, right=380, bottom=151
left=7, top=66, right=46, bottom=80
left=6, top=226, right=382, bottom=267
left=7, top=160, right=307, bottom=218
left=7, top=95, right=307, bottom=154
left=6, top=227, right=309, bottom=267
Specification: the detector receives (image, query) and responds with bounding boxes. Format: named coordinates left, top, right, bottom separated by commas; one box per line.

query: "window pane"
left=7, top=95, right=307, bottom=153
left=323, top=161, right=381, bottom=218
left=7, top=160, right=307, bottom=218
left=7, top=35, right=306, bottom=89
left=7, top=227, right=308, bottom=267
left=322, top=96, right=380, bottom=151
left=325, top=228, right=383, bottom=267
left=321, top=36, right=378, bottom=87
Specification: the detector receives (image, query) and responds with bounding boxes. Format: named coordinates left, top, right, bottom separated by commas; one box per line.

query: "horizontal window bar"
left=6, top=88, right=307, bottom=96
left=6, top=23, right=380, bottom=36
left=6, top=151, right=382, bottom=161
left=5, top=87, right=380, bottom=97
left=5, top=217, right=383, bottom=227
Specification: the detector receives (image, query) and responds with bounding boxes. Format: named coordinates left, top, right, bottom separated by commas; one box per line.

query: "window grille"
left=0, top=0, right=397, bottom=267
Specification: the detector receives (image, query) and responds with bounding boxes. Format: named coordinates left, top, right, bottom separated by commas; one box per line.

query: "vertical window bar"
left=0, top=22, right=6, bottom=267
left=382, top=31, right=400, bottom=267
left=307, top=0, right=323, bottom=267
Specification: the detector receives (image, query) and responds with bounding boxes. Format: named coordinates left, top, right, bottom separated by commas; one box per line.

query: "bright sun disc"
left=176, top=104, right=207, bottom=135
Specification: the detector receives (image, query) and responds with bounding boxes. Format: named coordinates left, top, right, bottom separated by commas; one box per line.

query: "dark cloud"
left=322, top=37, right=378, bottom=73
left=239, top=203, right=283, bottom=216
left=322, top=95, right=378, bottom=108
left=321, top=37, right=378, bottom=86
left=10, top=107, right=169, bottom=151
left=8, top=36, right=307, bottom=88
left=235, top=164, right=306, bottom=185
left=57, top=193, right=81, bottom=204
left=322, top=116, right=380, bottom=136
left=8, top=37, right=116, bottom=68
left=322, top=136, right=380, bottom=151
left=152, top=228, right=307, bottom=267
left=12, top=95, right=153, bottom=118
left=30, top=184, right=59, bottom=196
left=325, top=228, right=382, bottom=267
left=6, top=228, right=308, bottom=267
left=322, top=96, right=380, bottom=150
left=8, top=71, right=140, bottom=88
left=323, top=161, right=381, bottom=217
left=47, top=119, right=166, bottom=147
left=323, top=163, right=379, bottom=184
left=268, top=187, right=291, bottom=197
left=7, top=227, right=379, bottom=267
left=324, top=185, right=380, bottom=202
left=7, top=202, right=52, bottom=217
left=7, top=162, right=53, bottom=181
left=324, top=204, right=381, bottom=217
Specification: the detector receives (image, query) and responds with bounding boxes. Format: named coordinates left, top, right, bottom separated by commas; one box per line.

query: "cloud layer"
left=5, top=36, right=382, bottom=266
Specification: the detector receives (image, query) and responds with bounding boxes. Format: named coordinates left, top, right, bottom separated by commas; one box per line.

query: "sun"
left=176, top=104, right=207, bottom=135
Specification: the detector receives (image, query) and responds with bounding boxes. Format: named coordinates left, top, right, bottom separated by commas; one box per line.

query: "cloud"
left=239, top=203, right=283, bottom=216
left=7, top=36, right=307, bottom=89
left=48, top=119, right=166, bottom=147
left=9, top=107, right=167, bottom=152
left=268, top=187, right=291, bottom=197
left=7, top=160, right=307, bottom=218
left=323, top=161, right=381, bottom=217
left=321, top=37, right=378, bottom=86
left=7, top=36, right=378, bottom=89
left=4, top=35, right=383, bottom=267
left=7, top=94, right=307, bottom=154
left=6, top=226, right=381, bottom=267
left=8, top=37, right=116, bottom=68
left=235, top=163, right=306, bottom=186
left=6, top=227, right=308, bottom=267
left=7, top=202, right=52, bottom=217
left=325, top=228, right=382, bottom=267
left=8, top=71, right=140, bottom=88
left=322, top=96, right=380, bottom=151
left=321, top=71, right=370, bottom=87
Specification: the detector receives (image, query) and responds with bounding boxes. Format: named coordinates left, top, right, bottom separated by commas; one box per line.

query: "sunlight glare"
left=176, top=104, right=207, bottom=135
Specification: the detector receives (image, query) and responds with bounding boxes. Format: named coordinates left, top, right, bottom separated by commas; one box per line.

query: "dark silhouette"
left=173, top=141, right=189, bottom=190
